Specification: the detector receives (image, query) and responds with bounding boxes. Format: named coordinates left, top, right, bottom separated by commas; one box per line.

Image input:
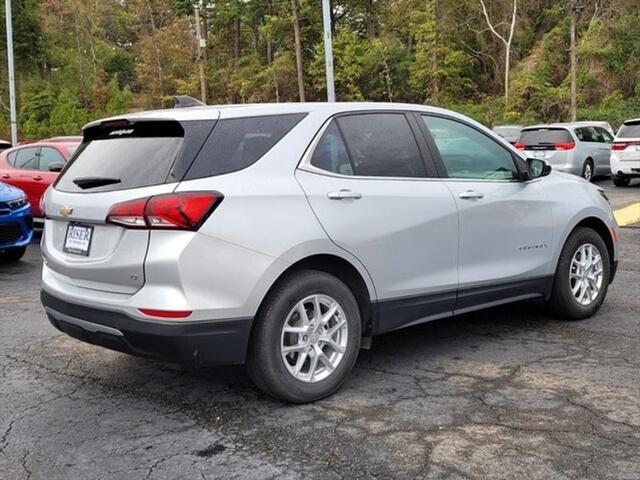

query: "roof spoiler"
left=174, top=95, right=206, bottom=108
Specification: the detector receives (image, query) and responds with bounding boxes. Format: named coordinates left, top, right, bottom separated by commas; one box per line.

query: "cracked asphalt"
left=1, top=180, right=639, bottom=480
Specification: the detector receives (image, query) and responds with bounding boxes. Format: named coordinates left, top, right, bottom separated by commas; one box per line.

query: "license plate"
left=63, top=224, right=94, bottom=256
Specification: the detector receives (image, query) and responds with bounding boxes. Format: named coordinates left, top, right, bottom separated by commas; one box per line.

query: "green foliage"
left=49, top=89, right=89, bottom=136
left=105, top=77, right=134, bottom=116
left=104, top=51, right=137, bottom=89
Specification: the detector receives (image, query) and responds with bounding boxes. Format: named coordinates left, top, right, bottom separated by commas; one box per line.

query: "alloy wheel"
left=569, top=243, right=604, bottom=306
left=280, top=294, right=348, bottom=383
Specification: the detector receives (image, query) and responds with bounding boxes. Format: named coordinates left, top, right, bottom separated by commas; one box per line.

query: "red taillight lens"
left=515, top=143, right=526, bottom=150
left=106, top=197, right=148, bottom=228
left=611, top=141, right=640, bottom=151
left=138, top=308, right=192, bottom=319
left=554, top=142, right=575, bottom=150
left=106, top=192, right=223, bottom=230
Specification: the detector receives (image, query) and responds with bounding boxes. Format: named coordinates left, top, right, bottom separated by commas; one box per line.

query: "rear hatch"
left=516, top=128, right=575, bottom=164
left=43, top=115, right=218, bottom=294
left=612, top=122, right=640, bottom=161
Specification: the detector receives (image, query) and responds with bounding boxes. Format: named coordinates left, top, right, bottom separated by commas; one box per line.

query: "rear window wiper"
left=72, top=177, right=122, bottom=189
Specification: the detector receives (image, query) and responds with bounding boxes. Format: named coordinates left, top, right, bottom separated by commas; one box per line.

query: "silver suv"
left=517, top=123, right=613, bottom=181
left=41, top=104, right=619, bottom=402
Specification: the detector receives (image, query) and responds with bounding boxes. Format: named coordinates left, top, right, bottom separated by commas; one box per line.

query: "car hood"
left=0, top=181, right=26, bottom=201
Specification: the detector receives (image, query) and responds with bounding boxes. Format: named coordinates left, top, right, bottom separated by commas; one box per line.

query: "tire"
left=549, top=227, right=610, bottom=320
left=613, top=176, right=631, bottom=187
left=0, top=247, right=26, bottom=263
left=246, top=270, right=361, bottom=403
left=581, top=159, right=594, bottom=182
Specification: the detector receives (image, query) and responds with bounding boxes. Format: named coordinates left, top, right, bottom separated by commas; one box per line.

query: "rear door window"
left=518, top=128, right=573, bottom=149
left=325, top=113, right=427, bottom=178
left=184, top=113, right=307, bottom=180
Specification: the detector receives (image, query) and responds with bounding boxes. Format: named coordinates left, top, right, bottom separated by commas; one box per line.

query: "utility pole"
left=5, top=0, right=17, bottom=145
left=194, top=2, right=207, bottom=104
left=569, top=0, right=578, bottom=121
left=321, top=0, right=335, bottom=102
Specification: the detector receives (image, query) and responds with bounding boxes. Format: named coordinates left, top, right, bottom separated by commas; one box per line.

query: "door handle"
left=1, top=174, right=9, bottom=179
left=327, top=189, right=363, bottom=200
left=458, top=190, right=484, bottom=200
left=33, top=176, right=43, bottom=181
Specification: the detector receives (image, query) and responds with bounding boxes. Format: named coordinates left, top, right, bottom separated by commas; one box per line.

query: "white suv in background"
left=611, top=118, right=640, bottom=186
left=41, top=103, right=618, bottom=402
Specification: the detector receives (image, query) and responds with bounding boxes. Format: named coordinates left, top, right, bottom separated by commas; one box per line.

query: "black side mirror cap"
left=48, top=162, right=65, bottom=172
left=525, top=158, right=551, bottom=180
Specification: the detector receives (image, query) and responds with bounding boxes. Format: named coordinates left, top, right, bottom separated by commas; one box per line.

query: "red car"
left=0, top=139, right=80, bottom=219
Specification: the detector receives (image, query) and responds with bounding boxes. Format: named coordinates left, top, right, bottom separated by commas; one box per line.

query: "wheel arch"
left=255, top=253, right=376, bottom=337
left=557, top=216, right=616, bottom=280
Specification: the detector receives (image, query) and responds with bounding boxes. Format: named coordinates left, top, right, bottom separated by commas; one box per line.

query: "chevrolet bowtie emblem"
left=59, top=206, right=73, bottom=217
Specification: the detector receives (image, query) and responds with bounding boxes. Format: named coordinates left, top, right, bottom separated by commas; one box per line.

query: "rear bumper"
left=41, top=290, right=253, bottom=365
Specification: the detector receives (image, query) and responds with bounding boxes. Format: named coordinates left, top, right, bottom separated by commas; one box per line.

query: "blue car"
left=0, top=182, right=33, bottom=262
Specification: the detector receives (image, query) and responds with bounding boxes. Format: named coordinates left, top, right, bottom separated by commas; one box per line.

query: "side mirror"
left=48, top=162, right=64, bottom=172
left=526, top=158, right=551, bottom=179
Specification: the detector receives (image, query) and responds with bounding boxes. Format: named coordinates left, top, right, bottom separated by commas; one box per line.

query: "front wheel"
left=549, top=227, right=610, bottom=319
left=246, top=270, right=361, bottom=403
left=582, top=160, right=594, bottom=182
left=0, top=247, right=26, bottom=263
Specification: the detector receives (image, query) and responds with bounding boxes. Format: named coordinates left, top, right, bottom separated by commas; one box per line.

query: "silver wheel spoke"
left=282, top=344, right=306, bottom=355
left=293, top=350, right=308, bottom=376
left=325, top=318, right=347, bottom=337
left=318, top=351, right=335, bottom=372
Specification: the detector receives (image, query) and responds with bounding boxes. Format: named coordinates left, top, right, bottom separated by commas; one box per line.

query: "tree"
left=479, top=0, right=518, bottom=104
left=290, top=0, right=306, bottom=102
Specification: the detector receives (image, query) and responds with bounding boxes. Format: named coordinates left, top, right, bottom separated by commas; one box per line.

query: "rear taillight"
left=554, top=142, right=575, bottom=150
left=106, top=192, right=223, bottom=230
left=515, top=143, right=526, bottom=150
left=612, top=141, right=640, bottom=151
left=138, top=308, right=192, bottom=319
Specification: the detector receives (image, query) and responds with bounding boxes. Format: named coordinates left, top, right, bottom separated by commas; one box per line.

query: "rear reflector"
left=138, top=308, right=192, bottom=319
left=106, top=191, right=223, bottom=230
left=554, top=142, right=575, bottom=150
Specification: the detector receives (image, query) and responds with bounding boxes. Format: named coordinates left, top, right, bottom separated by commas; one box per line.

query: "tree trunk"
left=144, top=0, right=164, bottom=101
left=504, top=43, right=510, bottom=104
left=431, top=0, right=439, bottom=105
left=366, top=0, right=375, bottom=38
left=291, top=0, right=306, bottom=102
left=234, top=16, right=241, bottom=67
left=570, top=1, right=577, bottom=121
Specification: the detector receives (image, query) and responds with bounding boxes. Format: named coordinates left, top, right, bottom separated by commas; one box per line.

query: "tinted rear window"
left=617, top=122, right=640, bottom=138
left=184, top=113, right=306, bottom=180
left=518, top=128, right=572, bottom=146
left=55, top=120, right=215, bottom=193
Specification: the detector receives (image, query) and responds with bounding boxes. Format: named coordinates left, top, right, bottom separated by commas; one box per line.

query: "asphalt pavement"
left=1, top=178, right=639, bottom=480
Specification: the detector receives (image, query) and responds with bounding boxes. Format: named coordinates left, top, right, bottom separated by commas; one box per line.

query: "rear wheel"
left=549, top=227, right=610, bottom=319
left=246, top=270, right=361, bottom=403
left=0, top=247, right=26, bottom=263
left=582, top=159, right=594, bottom=181
left=613, top=176, right=631, bottom=187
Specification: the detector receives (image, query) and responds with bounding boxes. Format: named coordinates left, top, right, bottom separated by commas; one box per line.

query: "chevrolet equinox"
left=41, top=103, right=619, bottom=403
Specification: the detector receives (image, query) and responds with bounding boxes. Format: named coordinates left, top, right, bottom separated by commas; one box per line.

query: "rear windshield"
left=55, top=121, right=195, bottom=193
left=55, top=113, right=306, bottom=193
left=518, top=128, right=572, bottom=146
left=617, top=122, right=640, bottom=139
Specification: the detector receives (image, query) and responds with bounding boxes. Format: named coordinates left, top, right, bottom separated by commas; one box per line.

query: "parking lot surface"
left=1, top=180, right=639, bottom=480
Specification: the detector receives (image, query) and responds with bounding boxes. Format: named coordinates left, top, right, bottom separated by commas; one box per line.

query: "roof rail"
left=173, top=95, right=206, bottom=108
